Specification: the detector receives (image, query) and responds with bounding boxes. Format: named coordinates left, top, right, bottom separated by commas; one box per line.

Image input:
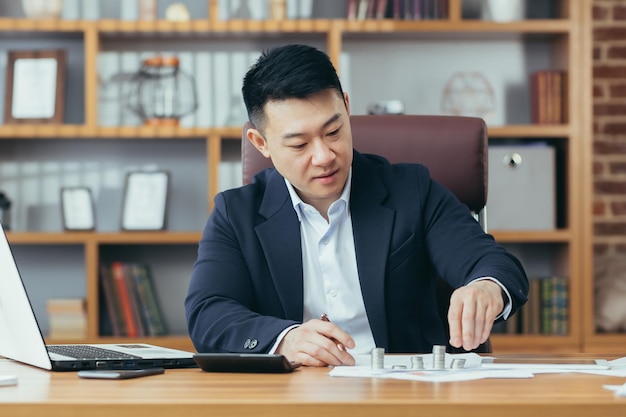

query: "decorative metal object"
left=125, top=56, right=198, bottom=126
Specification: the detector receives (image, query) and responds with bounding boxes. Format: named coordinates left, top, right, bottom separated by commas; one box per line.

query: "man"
left=185, top=44, right=528, bottom=367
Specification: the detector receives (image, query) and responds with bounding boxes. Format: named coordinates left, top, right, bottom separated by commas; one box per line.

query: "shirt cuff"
left=268, top=324, right=300, bottom=354
left=470, top=277, right=513, bottom=320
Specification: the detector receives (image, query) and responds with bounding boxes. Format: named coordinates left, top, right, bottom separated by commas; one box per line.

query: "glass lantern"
left=125, top=56, right=198, bottom=126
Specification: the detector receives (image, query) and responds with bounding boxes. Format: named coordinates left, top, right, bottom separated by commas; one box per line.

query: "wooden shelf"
left=6, top=232, right=201, bottom=245
left=0, top=125, right=242, bottom=139
left=0, top=18, right=573, bottom=35
left=0, top=124, right=568, bottom=139
left=491, top=230, right=572, bottom=243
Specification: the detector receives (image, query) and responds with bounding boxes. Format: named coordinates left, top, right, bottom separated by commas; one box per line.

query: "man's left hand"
left=447, top=280, right=504, bottom=351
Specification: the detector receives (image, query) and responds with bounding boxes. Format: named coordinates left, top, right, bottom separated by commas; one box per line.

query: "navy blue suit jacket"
left=185, top=151, right=528, bottom=354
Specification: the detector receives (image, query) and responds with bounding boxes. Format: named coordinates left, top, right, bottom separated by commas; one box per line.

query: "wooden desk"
left=1, top=357, right=625, bottom=417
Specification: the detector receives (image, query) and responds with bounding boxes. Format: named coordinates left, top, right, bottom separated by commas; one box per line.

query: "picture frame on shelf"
left=3, top=49, right=67, bottom=124
left=121, top=171, right=170, bottom=231
left=61, top=187, right=96, bottom=231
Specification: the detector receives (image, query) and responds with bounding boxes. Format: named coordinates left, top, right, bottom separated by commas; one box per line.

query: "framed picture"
left=121, top=171, right=170, bottom=231
left=61, top=187, right=96, bottom=231
left=4, top=49, right=67, bottom=124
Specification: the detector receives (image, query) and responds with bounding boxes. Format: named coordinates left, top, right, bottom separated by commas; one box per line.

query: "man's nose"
left=311, top=140, right=334, bottom=165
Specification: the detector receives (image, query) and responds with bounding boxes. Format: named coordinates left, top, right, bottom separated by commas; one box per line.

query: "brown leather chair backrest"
left=241, top=114, right=491, bottom=353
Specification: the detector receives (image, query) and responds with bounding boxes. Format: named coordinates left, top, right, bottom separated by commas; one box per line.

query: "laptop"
left=0, top=223, right=196, bottom=371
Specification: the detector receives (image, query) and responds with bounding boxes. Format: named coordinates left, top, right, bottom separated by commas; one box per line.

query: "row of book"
left=530, top=70, right=568, bottom=125
left=54, top=0, right=449, bottom=22
left=347, top=0, right=449, bottom=20
left=55, top=0, right=315, bottom=21
left=99, top=261, right=167, bottom=337
left=493, top=276, right=569, bottom=336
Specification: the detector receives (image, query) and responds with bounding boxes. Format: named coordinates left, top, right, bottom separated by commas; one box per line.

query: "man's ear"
left=247, top=128, right=271, bottom=159
left=344, top=92, right=351, bottom=116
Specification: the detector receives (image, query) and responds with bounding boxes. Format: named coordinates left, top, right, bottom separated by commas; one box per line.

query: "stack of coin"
left=371, top=347, right=385, bottom=369
left=411, top=355, right=424, bottom=370
left=432, top=345, right=446, bottom=369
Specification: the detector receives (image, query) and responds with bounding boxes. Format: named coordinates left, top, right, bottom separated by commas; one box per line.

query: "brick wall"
left=593, top=0, right=626, bottom=256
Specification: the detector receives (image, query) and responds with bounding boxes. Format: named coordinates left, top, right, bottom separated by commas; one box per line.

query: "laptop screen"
left=0, top=223, right=53, bottom=370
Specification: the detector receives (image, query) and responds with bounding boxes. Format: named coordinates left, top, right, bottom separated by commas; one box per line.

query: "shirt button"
left=329, top=290, right=337, bottom=297
left=321, top=238, right=328, bottom=245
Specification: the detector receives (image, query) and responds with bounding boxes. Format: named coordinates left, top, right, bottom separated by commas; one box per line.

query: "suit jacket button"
left=244, top=339, right=251, bottom=349
left=249, top=339, right=258, bottom=349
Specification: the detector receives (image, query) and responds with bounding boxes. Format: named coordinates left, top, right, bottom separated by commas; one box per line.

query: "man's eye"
left=291, top=143, right=306, bottom=150
left=327, top=129, right=340, bottom=136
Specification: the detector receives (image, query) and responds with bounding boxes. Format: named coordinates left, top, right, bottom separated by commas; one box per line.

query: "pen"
left=320, top=314, right=345, bottom=352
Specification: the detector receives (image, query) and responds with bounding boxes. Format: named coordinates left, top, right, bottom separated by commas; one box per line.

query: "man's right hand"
left=275, top=318, right=356, bottom=367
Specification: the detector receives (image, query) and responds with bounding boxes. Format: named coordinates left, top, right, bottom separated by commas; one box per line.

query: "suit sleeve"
left=419, top=169, right=529, bottom=314
left=184, top=192, right=298, bottom=353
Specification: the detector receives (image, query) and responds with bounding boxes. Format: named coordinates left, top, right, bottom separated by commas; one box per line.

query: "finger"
left=461, top=296, right=478, bottom=350
left=470, top=303, right=487, bottom=350
left=309, top=336, right=352, bottom=366
left=447, top=297, right=463, bottom=348
left=319, top=320, right=356, bottom=350
left=317, top=333, right=355, bottom=366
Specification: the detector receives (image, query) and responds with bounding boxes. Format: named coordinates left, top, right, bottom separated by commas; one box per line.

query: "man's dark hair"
left=242, top=44, right=345, bottom=132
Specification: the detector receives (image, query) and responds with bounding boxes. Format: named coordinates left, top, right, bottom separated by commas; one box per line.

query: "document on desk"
left=603, top=382, right=626, bottom=396
left=329, top=353, right=535, bottom=382
left=329, top=354, right=626, bottom=382
left=481, top=357, right=611, bottom=373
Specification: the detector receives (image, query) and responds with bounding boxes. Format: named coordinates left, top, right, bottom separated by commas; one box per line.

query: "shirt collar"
left=285, top=168, right=352, bottom=221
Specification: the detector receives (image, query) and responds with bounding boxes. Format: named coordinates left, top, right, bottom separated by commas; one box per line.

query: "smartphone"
left=77, top=367, right=165, bottom=380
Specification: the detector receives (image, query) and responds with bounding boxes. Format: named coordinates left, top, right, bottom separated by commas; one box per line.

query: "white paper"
left=604, top=383, right=626, bottom=397
left=330, top=354, right=626, bottom=383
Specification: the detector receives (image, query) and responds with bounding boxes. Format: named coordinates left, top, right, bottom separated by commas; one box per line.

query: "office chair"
left=241, top=114, right=491, bottom=353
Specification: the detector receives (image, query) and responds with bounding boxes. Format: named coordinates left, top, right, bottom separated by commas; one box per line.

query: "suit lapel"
left=350, top=152, right=394, bottom=349
left=255, top=170, right=303, bottom=321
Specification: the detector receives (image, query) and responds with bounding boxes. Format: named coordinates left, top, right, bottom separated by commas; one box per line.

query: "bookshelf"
left=0, top=0, right=592, bottom=353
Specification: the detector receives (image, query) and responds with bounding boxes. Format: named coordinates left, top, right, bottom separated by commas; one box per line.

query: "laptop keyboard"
left=47, top=345, right=141, bottom=360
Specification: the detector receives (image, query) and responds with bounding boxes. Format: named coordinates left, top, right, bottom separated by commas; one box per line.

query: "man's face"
left=248, top=89, right=353, bottom=214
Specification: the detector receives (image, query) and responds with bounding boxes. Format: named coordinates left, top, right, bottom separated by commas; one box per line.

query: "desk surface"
left=1, top=356, right=626, bottom=417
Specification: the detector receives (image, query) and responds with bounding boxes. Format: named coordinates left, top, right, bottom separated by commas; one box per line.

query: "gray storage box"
left=487, top=145, right=555, bottom=230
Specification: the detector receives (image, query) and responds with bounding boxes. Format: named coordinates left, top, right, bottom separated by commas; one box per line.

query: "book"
left=366, top=0, right=377, bottom=19
left=357, top=0, right=369, bottom=20
left=129, top=263, right=168, bottom=336
left=530, top=70, right=567, bottom=124
left=376, top=0, right=389, bottom=19
left=529, top=278, right=542, bottom=334
left=97, top=52, right=121, bottom=127
left=539, top=276, right=569, bottom=335
left=111, top=261, right=139, bottom=337
left=100, top=264, right=126, bottom=336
